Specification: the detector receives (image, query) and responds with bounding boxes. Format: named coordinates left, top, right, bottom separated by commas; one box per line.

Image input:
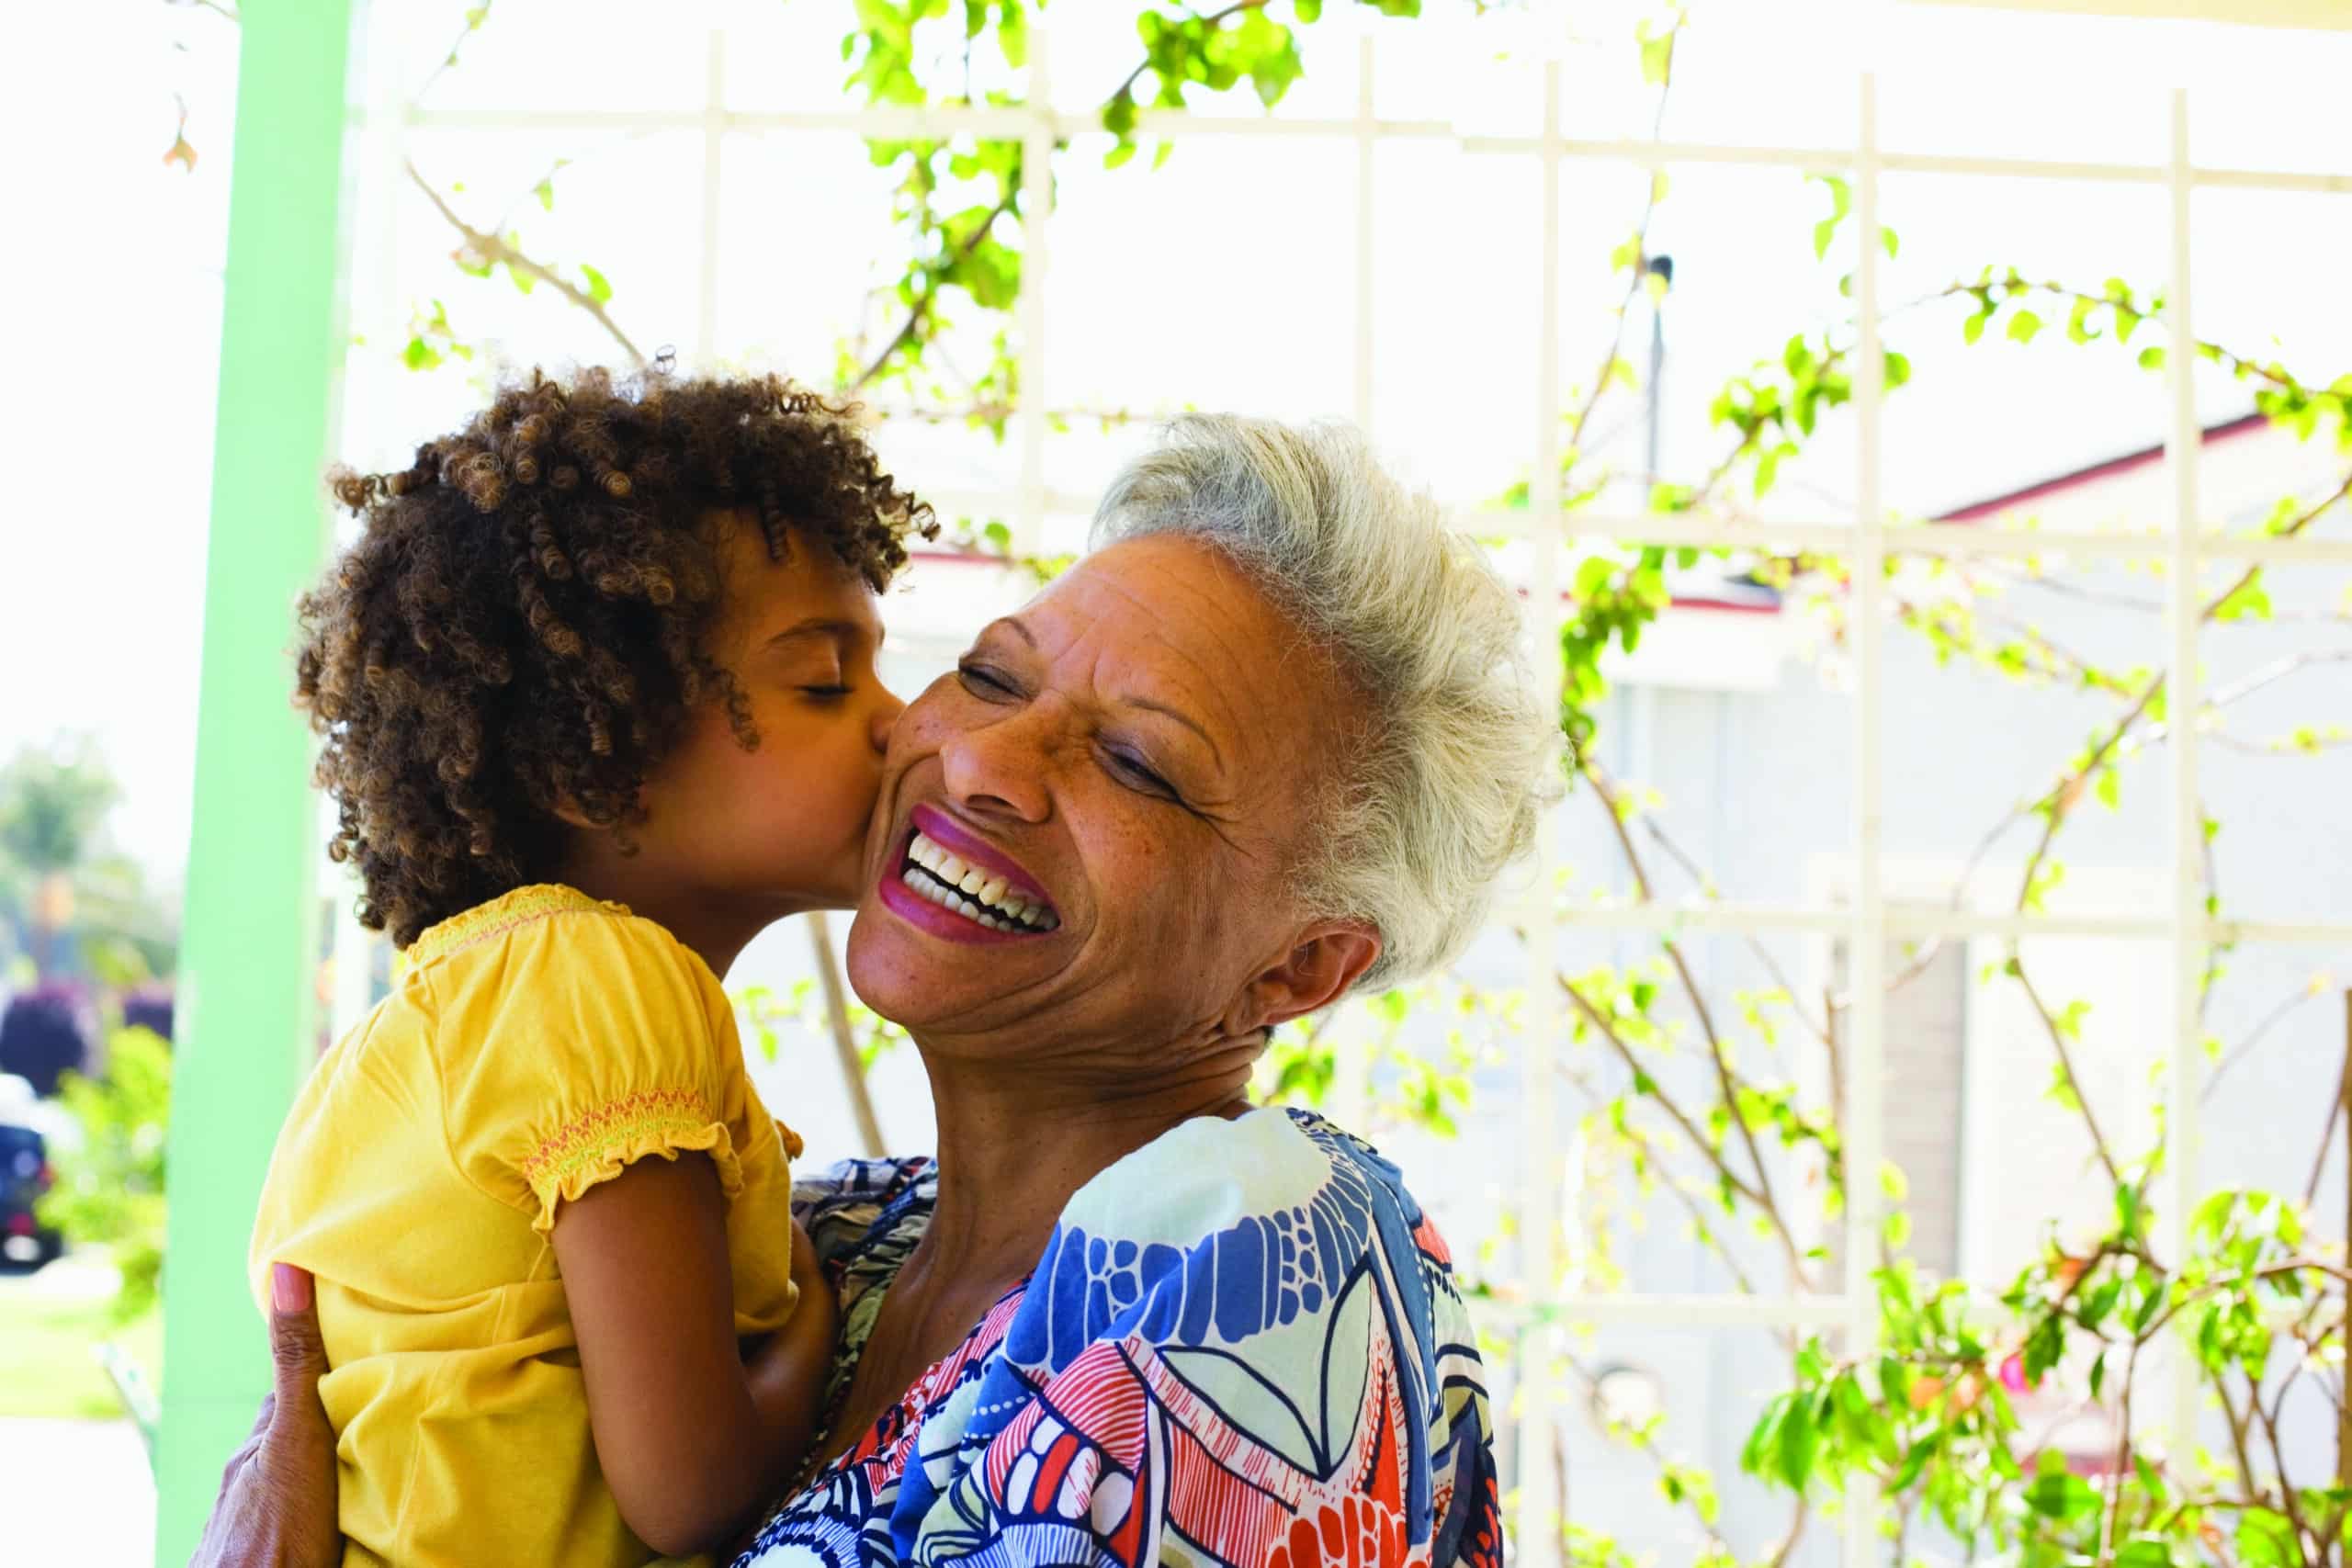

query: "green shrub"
left=38, top=1024, right=169, bottom=1324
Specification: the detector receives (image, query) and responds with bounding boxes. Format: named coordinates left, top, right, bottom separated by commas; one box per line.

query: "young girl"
left=249, top=367, right=931, bottom=1565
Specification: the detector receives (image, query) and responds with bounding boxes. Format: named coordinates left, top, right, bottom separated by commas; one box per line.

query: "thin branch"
left=807, top=912, right=886, bottom=1159
left=2206, top=647, right=2352, bottom=713
left=2211, top=728, right=2352, bottom=756
left=2252, top=1386, right=2318, bottom=1568
left=1556, top=1058, right=1765, bottom=1298
left=413, top=3, right=493, bottom=105
left=2217, top=1379, right=2267, bottom=1542
left=2010, top=958, right=2125, bottom=1189
left=2206, top=983, right=2324, bottom=1103
left=1557, top=970, right=1771, bottom=1216
left=860, top=399, right=1143, bottom=428
left=403, top=161, right=646, bottom=367
left=1561, top=1348, right=1740, bottom=1562
left=1764, top=1492, right=1812, bottom=1568
left=1105, top=0, right=1272, bottom=110
left=1559, top=20, right=1679, bottom=466
left=1583, top=761, right=1794, bottom=1273
left=2302, top=1096, right=2342, bottom=1215
left=854, top=0, right=1271, bottom=396
left=1976, top=563, right=2352, bottom=627
left=2098, top=1333, right=2143, bottom=1565
left=1631, top=807, right=1836, bottom=1050
left=847, top=190, right=1019, bottom=392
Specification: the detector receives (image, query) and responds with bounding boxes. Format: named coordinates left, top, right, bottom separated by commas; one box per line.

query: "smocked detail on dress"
left=406, top=883, right=638, bottom=971
left=521, top=1088, right=741, bottom=1231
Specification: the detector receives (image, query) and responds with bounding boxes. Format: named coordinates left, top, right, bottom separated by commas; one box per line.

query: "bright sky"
left=6, top=0, right=2350, bottom=881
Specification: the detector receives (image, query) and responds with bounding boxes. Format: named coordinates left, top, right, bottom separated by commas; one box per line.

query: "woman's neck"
left=909, top=1052, right=1256, bottom=1291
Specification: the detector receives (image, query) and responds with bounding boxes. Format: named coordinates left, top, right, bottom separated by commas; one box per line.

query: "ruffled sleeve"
left=428, top=895, right=752, bottom=1235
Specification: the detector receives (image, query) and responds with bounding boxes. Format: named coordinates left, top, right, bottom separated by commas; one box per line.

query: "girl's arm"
left=552, top=1152, right=835, bottom=1557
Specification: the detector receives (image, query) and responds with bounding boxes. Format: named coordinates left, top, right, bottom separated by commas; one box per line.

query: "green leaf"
left=1880, top=226, right=1899, bottom=260
left=1776, top=1397, right=1819, bottom=1490
left=1889, top=1432, right=1938, bottom=1493
left=1104, top=141, right=1138, bottom=170
left=2211, top=573, right=2273, bottom=622
left=1638, top=29, right=1674, bottom=85
left=996, top=2, right=1028, bottom=68
left=579, top=263, right=614, bottom=306
left=401, top=335, right=444, bottom=371
left=1295, top=0, right=1323, bottom=18
left=1741, top=1395, right=1787, bottom=1479
left=2060, top=296, right=2098, bottom=344
left=2138, top=344, right=2166, bottom=370
left=2007, top=310, right=2043, bottom=344
left=2023, top=1470, right=2099, bottom=1522
left=1103, top=89, right=1138, bottom=141
left=534, top=177, right=556, bottom=211
left=2237, top=1508, right=2299, bottom=1568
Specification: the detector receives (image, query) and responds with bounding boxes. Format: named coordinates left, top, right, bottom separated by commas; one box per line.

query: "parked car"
left=0, top=1072, right=63, bottom=1269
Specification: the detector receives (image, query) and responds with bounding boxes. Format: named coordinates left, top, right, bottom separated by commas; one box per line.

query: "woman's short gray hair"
left=1091, top=413, right=1556, bottom=991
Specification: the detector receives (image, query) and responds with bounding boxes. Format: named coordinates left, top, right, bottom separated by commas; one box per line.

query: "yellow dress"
left=249, top=885, right=800, bottom=1568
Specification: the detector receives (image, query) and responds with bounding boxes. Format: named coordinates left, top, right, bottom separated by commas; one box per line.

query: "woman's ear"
left=1226, top=921, right=1382, bottom=1036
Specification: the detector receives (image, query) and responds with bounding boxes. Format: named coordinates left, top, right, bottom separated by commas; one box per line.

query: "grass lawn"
left=0, top=1272, right=162, bottom=1421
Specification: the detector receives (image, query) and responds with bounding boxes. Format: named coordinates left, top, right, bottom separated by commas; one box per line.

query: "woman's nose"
left=938, top=712, right=1052, bottom=823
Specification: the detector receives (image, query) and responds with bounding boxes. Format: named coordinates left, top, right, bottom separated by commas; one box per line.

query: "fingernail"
left=272, top=1262, right=311, bottom=1314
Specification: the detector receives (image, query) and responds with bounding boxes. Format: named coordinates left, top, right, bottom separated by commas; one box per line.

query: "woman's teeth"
left=901, top=830, right=1058, bottom=933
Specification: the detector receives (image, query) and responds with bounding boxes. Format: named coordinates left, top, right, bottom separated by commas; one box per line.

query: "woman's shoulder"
left=1066, top=1105, right=1440, bottom=1256
left=1010, top=1106, right=1463, bottom=1368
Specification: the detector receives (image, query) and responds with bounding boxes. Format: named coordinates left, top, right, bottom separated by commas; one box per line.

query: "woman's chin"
left=843, top=893, right=1051, bottom=1031
left=842, top=899, right=976, bottom=1028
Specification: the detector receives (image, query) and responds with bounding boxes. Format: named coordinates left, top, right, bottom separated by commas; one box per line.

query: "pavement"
left=0, top=1253, right=155, bottom=1564
left=0, top=1416, right=153, bottom=1563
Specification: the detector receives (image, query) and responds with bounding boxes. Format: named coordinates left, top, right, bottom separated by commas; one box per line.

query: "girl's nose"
left=869, top=686, right=905, bottom=754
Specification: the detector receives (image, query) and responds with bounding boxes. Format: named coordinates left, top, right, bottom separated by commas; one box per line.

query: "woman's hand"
left=192, top=1264, right=341, bottom=1568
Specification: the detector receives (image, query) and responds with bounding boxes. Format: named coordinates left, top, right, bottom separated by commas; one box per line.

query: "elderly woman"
left=201, top=413, right=1551, bottom=1568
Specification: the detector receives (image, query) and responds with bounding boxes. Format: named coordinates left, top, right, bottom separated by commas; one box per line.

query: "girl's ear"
left=552, top=795, right=609, bottom=832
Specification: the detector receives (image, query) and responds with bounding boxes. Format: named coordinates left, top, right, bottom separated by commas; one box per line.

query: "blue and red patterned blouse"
left=732, top=1108, right=1502, bottom=1568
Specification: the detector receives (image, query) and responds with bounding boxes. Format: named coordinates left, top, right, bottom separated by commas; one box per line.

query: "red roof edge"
left=1934, top=411, right=2267, bottom=523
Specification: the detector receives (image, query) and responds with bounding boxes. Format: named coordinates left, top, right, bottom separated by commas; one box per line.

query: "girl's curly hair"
left=295, top=366, right=933, bottom=949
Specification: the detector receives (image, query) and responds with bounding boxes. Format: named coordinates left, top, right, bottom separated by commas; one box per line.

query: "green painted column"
left=155, top=3, right=359, bottom=1562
